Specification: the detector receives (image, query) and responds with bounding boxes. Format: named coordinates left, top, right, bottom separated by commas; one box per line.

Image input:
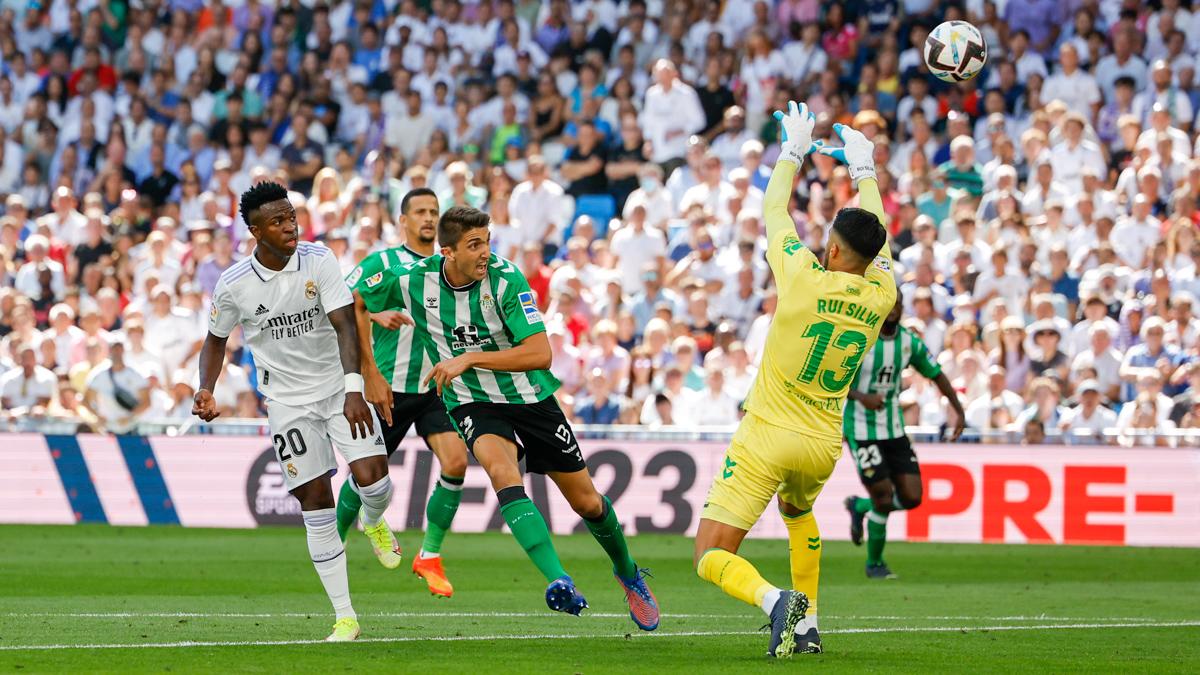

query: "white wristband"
left=848, top=163, right=877, bottom=186
left=344, top=373, right=364, bottom=394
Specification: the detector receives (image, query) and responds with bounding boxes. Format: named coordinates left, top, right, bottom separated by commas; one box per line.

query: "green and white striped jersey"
left=356, top=252, right=560, bottom=410
left=346, top=245, right=431, bottom=394
left=843, top=325, right=941, bottom=441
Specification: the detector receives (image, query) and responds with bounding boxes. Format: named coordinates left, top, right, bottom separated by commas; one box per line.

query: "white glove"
left=772, top=100, right=815, bottom=167
left=816, top=122, right=877, bottom=185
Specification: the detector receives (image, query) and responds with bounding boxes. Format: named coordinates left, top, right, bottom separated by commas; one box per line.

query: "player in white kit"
left=192, top=182, right=396, bottom=642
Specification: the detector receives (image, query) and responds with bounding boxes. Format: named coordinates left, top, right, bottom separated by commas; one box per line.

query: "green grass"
left=0, top=525, right=1197, bottom=673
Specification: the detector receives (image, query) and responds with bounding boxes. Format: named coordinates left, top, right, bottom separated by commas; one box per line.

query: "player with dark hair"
left=843, top=291, right=965, bottom=579
left=693, top=103, right=897, bottom=657
left=194, top=181, right=393, bottom=642
left=340, top=187, right=470, bottom=597
left=352, top=205, right=661, bottom=631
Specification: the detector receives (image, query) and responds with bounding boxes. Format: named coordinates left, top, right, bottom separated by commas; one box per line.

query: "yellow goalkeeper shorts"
left=701, top=413, right=843, bottom=531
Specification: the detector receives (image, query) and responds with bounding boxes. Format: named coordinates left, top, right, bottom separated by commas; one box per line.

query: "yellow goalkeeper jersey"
left=742, top=160, right=898, bottom=441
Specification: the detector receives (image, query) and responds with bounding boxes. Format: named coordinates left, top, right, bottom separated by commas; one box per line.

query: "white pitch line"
left=1, top=621, right=1197, bottom=652
left=0, top=612, right=1167, bottom=622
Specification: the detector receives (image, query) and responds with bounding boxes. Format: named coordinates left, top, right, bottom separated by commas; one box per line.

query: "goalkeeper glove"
left=815, top=122, right=877, bottom=186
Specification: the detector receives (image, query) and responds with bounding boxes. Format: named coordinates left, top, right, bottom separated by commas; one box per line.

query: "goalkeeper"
left=693, top=102, right=897, bottom=657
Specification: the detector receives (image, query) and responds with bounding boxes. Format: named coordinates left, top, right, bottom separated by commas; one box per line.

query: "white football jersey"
left=209, top=242, right=353, bottom=406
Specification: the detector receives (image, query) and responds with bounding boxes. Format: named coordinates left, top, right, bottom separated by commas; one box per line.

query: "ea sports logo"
left=245, top=447, right=303, bottom=525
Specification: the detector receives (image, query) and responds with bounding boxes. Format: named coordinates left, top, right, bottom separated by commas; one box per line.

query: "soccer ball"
left=924, top=21, right=988, bottom=83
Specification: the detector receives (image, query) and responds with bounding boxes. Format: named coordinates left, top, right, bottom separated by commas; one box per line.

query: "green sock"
left=854, top=497, right=873, bottom=515
left=583, top=496, right=638, bottom=579
left=421, top=474, right=464, bottom=555
left=866, top=510, right=888, bottom=565
left=501, top=497, right=567, bottom=582
left=335, top=479, right=362, bottom=542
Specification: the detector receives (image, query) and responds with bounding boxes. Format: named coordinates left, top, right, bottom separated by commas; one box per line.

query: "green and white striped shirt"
left=346, top=245, right=431, bottom=394
left=356, top=252, right=559, bottom=409
left=843, top=325, right=941, bottom=441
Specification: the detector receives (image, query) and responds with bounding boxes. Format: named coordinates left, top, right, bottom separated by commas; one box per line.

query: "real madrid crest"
left=305, top=280, right=317, bottom=300
left=287, top=462, right=298, bottom=478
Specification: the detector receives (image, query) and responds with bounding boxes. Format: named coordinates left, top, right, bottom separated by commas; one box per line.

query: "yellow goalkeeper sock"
left=784, top=509, right=821, bottom=616
left=696, top=548, right=778, bottom=609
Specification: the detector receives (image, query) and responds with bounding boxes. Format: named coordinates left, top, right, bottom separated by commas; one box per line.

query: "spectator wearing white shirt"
left=84, top=337, right=150, bottom=435
left=1094, top=27, right=1148, bottom=102
left=680, top=152, right=738, bottom=224
left=1059, top=379, right=1118, bottom=444
left=973, top=248, right=1030, bottom=314
left=384, top=90, right=435, bottom=164
left=1042, top=43, right=1101, bottom=117
left=0, top=343, right=56, bottom=412
left=508, top=156, right=567, bottom=256
left=1070, top=324, right=1124, bottom=401
left=1049, top=113, right=1107, bottom=194
left=964, top=365, right=1027, bottom=431
left=1007, top=30, right=1049, bottom=84
left=1138, top=105, right=1191, bottom=158
left=1133, top=60, right=1193, bottom=131
left=609, top=208, right=667, bottom=295
left=692, top=365, right=740, bottom=426
left=622, top=164, right=674, bottom=228
left=1111, top=195, right=1162, bottom=269
left=640, top=60, right=705, bottom=168
left=13, top=235, right=66, bottom=304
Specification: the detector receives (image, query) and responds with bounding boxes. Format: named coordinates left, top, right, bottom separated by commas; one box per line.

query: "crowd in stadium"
left=1, top=0, right=1199, bottom=445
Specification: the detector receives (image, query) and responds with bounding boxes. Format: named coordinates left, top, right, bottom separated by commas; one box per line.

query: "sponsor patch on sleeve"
left=872, top=256, right=891, bottom=272
left=365, top=271, right=384, bottom=288
left=346, top=266, right=363, bottom=287
left=518, top=291, right=542, bottom=324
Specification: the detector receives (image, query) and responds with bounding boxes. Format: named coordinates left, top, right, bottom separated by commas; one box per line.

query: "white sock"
left=796, top=613, right=819, bottom=634
left=419, top=549, right=441, bottom=559
left=357, top=475, right=393, bottom=527
left=759, top=588, right=782, bottom=617
left=303, top=508, right=355, bottom=620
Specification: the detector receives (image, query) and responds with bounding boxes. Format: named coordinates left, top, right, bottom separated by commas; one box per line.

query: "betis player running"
left=339, top=187, right=469, bottom=597
left=843, top=292, right=965, bottom=579
left=193, top=182, right=393, bottom=642
left=693, top=103, right=897, bottom=657
left=355, top=206, right=660, bottom=631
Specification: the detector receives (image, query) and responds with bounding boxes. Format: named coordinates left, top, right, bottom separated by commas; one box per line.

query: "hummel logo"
left=254, top=304, right=270, bottom=316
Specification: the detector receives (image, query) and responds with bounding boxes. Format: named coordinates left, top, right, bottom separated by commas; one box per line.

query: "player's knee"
left=352, top=459, right=388, bottom=487
left=870, top=490, right=895, bottom=513
left=570, top=491, right=605, bottom=521
left=897, top=490, right=922, bottom=510
left=440, top=452, right=468, bottom=478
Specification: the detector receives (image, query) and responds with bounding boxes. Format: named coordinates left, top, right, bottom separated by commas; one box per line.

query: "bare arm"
left=328, top=303, right=376, bottom=439
left=192, top=332, right=228, bottom=421
left=354, top=290, right=397, bottom=425
left=933, top=371, right=966, bottom=440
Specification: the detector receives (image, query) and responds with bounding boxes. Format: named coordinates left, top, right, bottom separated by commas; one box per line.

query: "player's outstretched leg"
left=783, top=505, right=823, bottom=654
left=695, top=518, right=807, bottom=658
left=554, top=473, right=659, bottom=631
left=495, top=484, right=584, bottom=613
left=335, top=477, right=363, bottom=541
left=350, top=457, right=402, bottom=570
left=413, top=432, right=468, bottom=598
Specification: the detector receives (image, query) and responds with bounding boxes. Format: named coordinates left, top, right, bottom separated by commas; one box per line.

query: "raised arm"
left=765, top=101, right=815, bottom=242
left=817, top=122, right=890, bottom=257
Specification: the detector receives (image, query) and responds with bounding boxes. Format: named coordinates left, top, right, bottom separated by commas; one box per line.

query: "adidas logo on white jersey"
left=255, top=304, right=270, bottom=316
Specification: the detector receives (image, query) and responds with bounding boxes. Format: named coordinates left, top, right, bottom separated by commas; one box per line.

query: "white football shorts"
left=265, top=390, right=386, bottom=491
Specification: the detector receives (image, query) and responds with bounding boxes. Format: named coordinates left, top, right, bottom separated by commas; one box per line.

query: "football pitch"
left=1, top=525, right=1197, bottom=673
